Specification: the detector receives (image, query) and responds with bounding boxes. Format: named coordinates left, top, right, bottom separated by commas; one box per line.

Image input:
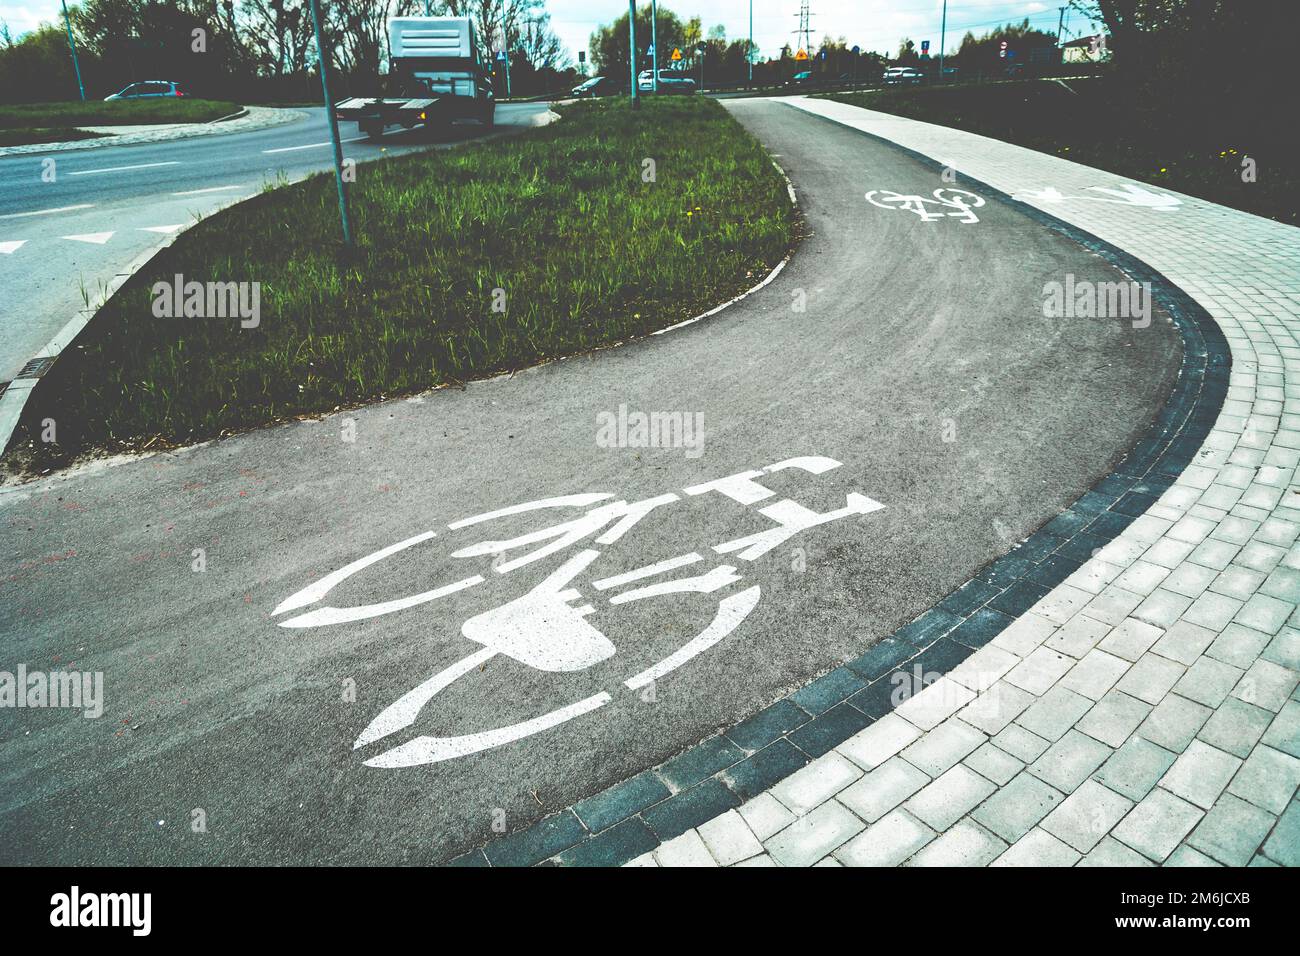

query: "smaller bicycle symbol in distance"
left=865, top=188, right=986, bottom=223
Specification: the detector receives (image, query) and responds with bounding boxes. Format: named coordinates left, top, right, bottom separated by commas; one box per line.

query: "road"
left=0, top=98, right=1180, bottom=865
left=0, top=103, right=554, bottom=382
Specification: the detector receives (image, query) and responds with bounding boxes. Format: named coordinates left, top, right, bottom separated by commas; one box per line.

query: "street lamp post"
left=61, top=0, right=85, bottom=101
left=501, top=0, right=512, bottom=99
left=307, top=0, right=354, bottom=247
left=628, top=0, right=639, bottom=110
left=748, top=0, right=753, bottom=88
left=938, top=0, right=948, bottom=83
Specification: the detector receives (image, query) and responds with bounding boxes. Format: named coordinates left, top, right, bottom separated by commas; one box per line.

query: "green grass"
left=0, top=99, right=240, bottom=129
left=822, top=78, right=1298, bottom=226
left=9, top=97, right=793, bottom=468
left=0, top=127, right=107, bottom=146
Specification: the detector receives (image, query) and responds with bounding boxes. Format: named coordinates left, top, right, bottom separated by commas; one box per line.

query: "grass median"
left=822, top=78, right=1297, bottom=226
left=0, top=99, right=240, bottom=128
left=8, top=96, right=794, bottom=472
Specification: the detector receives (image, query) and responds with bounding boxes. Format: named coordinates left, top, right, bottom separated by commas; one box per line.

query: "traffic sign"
left=795, top=48, right=808, bottom=61
left=851, top=45, right=860, bottom=54
left=920, top=40, right=929, bottom=52
left=671, top=47, right=682, bottom=61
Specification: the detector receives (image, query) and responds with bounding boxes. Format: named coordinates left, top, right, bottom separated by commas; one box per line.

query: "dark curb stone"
left=573, top=770, right=673, bottom=833
left=721, top=738, right=810, bottom=800
left=482, top=809, right=588, bottom=868
left=554, top=816, right=659, bottom=867
left=657, top=734, right=746, bottom=791
left=788, top=701, right=873, bottom=757
left=725, top=698, right=811, bottom=752
left=642, top=777, right=739, bottom=841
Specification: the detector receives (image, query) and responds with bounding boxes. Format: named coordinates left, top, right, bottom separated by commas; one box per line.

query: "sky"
left=1, top=0, right=1103, bottom=63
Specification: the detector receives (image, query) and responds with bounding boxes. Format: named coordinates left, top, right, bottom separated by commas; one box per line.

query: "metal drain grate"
left=15, top=356, right=55, bottom=379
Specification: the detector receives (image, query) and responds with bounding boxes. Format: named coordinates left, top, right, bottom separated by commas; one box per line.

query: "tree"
left=589, top=3, right=687, bottom=86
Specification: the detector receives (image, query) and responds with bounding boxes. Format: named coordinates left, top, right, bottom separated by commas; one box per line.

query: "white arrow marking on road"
left=140, top=224, right=185, bottom=234
left=0, top=240, right=26, bottom=254
left=69, top=161, right=180, bottom=176
left=171, top=185, right=240, bottom=196
left=61, top=231, right=115, bottom=244
left=0, top=203, right=94, bottom=220
left=1085, top=184, right=1180, bottom=210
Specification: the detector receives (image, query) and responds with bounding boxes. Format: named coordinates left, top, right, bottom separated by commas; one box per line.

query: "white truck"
left=334, top=16, right=495, bottom=141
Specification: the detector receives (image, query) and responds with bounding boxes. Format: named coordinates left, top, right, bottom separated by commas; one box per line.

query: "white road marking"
left=61, top=231, right=114, bottom=244
left=624, top=586, right=761, bottom=690
left=353, top=647, right=497, bottom=749
left=139, top=224, right=185, bottom=234
left=272, top=530, right=437, bottom=616
left=0, top=240, right=26, bottom=254
left=171, top=185, right=240, bottom=196
left=0, top=203, right=94, bottom=220
left=69, top=161, right=180, bottom=176
left=262, top=136, right=368, bottom=154
left=592, top=552, right=703, bottom=591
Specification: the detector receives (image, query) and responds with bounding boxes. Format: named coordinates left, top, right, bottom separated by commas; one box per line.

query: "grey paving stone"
left=736, top=793, right=795, bottom=842
left=964, top=742, right=1025, bottom=786
left=1004, top=646, right=1075, bottom=696
left=957, top=680, right=1034, bottom=735
left=1263, top=566, right=1300, bottom=602
left=833, top=808, right=935, bottom=867
left=764, top=799, right=864, bottom=867
left=1261, top=699, right=1300, bottom=757
left=1094, top=737, right=1178, bottom=802
left=836, top=755, right=929, bottom=824
left=1184, top=591, right=1245, bottom=631
left=1163, top=563, right=1219, bottom=599
left=1083, top=586, right=1145, bottom=626
left=904, top=764, right=996, bottom=831
left=971, top=770, right=1064, bottom=842
left=1207, top=623, right=1273, bottom=669
left=1188, top=538, right=1241, bottom=573
left=837, top=713, right=921, bottom=770
left=1138, top=693, right=1213, bottom=752
left=1029, top=729, right=1113, bottom=792
left=1015, top=684, right=1095, bottom=741
left=1159, top=740, right=1243, bottom=809
left=1263, top=627, right=1300, bottom=670
left=1234, top=592, right=1294, bottom=634
left=1077, top=690, right=1152, bottom=748
left=1198, top=696, right=1274, bottom=758
left=655, top=829, right=718, bottom=867
left=1164, top=844, right=1222, bottom=867
left=1134, top=589, right=1194, bottom=629
left=1227, top=744, right=1300, bottom=813
left=1261, top=795, right=1300, bottom=866
left=1112, top=787, right=1204, bottom=863
left=1187, top=793, right=1277, bottom=866
left=899, top=718, right=986, bottom=777
left=734, top=853, right=777, bottom=867
left=1209, top=564, right=1267, bottom=600
left=893, top=677, right=977, bottom=731
left=992, top=827, right=1080, bottom=867
left=1151, top=620, right=1218, bottom=665
left=1077, top=835, right=1156, bottom=867
left=697, top=810, right=764, bottom=866
left=1040, top=779, right=1133, bottom=852
left=905, top=819, right=1007, bottom=867
left=1173, top=656, right=1245, bottom=708
left=1116, top=652, right=1187, bottom=704
left=770, top=751, right=862, bottom=816
left=1060, top=648, right=1131, bottom=700
left=1233, top=659, right=1300, bottom=711
left=1046, top=614, right=1112, bottom=658
left=1098, top=618, right=1165, bottom=662
left=993, top=722, right=1052, bottom=762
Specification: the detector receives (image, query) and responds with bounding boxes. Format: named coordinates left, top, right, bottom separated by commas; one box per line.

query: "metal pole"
left=307, top=0, right=354, bottom=247
left=502, top=0, right=512, bottom=98
left=748, top=0, right=753, bottom=88
left=937, top=0, right=947, bottom=83
left=1055, top=5, right=1066, bottom=68
left=61, top=0, right=86, bottom=101
left=628, top=0, right=639, bottom=109
left=650, top=0, right=658, bottom=93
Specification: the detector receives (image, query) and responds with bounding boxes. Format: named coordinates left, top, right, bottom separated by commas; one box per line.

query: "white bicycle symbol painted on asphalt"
left=271, top=456, right=885, bottom=768
left=865, top=188, right=987, bottom=223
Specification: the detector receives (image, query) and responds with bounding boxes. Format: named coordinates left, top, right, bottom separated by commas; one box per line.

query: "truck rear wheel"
left=360, top=122, right=383, bottom=142
left=482, top=103, right=495, bottom=128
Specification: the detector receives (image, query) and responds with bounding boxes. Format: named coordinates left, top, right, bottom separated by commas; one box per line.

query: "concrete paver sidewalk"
left=642, top=95, right=1300, bottom=867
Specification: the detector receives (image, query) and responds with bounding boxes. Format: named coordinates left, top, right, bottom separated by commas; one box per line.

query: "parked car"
left=104, top=80, right=187, bottom=100
left=571, top=75, right=614, bottom=98
left=786, top=70, right=824, bottom=89
left=883, top=67, right=924, bottom=85
left=638, top=70, right=697, bottom=94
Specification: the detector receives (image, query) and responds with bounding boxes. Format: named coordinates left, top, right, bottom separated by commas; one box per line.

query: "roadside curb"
left=0, top=106, right=304, bottom=157
left=451, top=119, right=1229, bottom=868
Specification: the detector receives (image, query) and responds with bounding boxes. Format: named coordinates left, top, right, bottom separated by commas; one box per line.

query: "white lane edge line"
left=171, top=185, right=240, bottom=196
left=60, top=231, right=114, bottom=244
left=262, top=135, right=368, bottom=154
left=0, top=239, right=27, bottom=254
left=0, top=203, right=94, bottom=220
left=69, top=161, right=181, bottom=176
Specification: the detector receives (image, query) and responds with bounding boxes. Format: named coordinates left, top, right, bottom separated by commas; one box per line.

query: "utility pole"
left=1056, top=5, right=1066, bottom=67
left=793, top=1, right=812, bottom=59
left=938, top=0, right=948, bottom=83
left=650, top=0, right=658, bottom=93
left=61, top=0, right=85, bottom=101
left=307, top=0, right=354, bottom=247
left=628, top=0, right=639, bottom=110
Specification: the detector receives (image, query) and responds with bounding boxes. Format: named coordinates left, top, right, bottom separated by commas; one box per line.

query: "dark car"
left=786, top=70, right=824, bottom=89
left=104, top=80, right=187, bottom=101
